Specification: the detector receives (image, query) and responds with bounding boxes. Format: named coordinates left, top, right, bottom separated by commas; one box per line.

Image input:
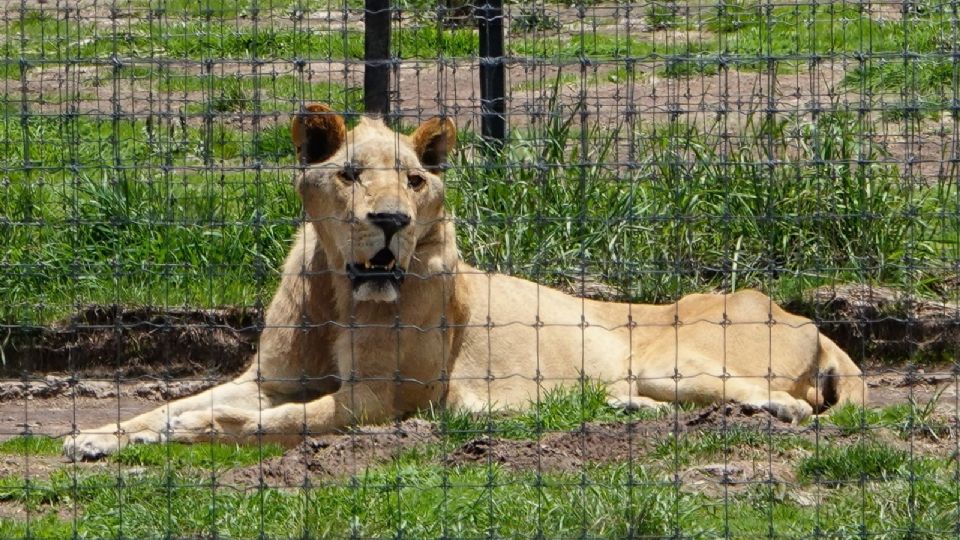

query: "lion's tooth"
left=386, top=261, right=395, bottom=270
left=363, top=260, right=371, bottom=269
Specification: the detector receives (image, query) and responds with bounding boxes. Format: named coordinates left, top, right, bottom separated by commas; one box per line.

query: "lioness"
left=64, top=105, right=866, bottom=460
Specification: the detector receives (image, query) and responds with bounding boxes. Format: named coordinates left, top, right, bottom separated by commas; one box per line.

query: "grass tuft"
left=0, top=436, right=62, bottom=457
left=113, top=441, right=284, bottom=470
left=797, top=441, right=908, bottom=484
left=427, top=380, right=672, bottom=442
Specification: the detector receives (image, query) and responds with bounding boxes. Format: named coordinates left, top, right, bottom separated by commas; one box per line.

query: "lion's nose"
left=367, top=212, right=411, bottom=242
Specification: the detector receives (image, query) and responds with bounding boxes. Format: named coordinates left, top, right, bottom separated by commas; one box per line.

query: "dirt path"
left=1, top=370, right=956, bottom=446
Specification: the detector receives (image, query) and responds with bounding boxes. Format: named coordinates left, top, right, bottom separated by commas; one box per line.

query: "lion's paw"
left=755, top=398, right=814, bottom=424
left=63, top=428, right=166, bottom=461
left=62, top=431, right=121, bottom=461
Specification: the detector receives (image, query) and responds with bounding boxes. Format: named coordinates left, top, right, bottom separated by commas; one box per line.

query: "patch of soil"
left=219, top=404, right=792, bottom=487
left=678, top=459, right=806, bottom=500
left=2, top=306, right=259, bottom=379
left=220, top=418, right=438, bottom=487
left=445, top=403, right=807, bottom=471
left=221, top=394, right=960, bottom=488
left=788, top=284, right=960, bottom=364
left=0, top=394, right=166, bottom=441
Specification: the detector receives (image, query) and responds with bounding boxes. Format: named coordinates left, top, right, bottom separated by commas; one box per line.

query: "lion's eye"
left=408, top=173, right=426, bottom=190
left=340, top=162, right=360, bottom=183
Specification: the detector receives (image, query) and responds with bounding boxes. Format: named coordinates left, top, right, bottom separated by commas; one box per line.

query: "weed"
left=661, top=53, right=720, bottom=78
left=113, top=441, right=285, bottom=470
left=0, top=436, right=61, bottom=457
left=427, top=380, right=672, bottom=442
left=646, top=1, right=681, bottom=30
left=209, top=75, right=249, bottom=113
left=652, top=428, right=811, bottom=465
left=796, top=441, right=908, bottom=484
left=512, top=5, right=562, bottom=33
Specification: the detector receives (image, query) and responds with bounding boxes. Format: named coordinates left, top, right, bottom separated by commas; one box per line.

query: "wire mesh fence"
left=1, top=0, right=959, bottom=537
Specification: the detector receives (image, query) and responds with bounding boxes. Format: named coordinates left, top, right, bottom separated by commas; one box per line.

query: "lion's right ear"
left=291, top=103, right=346, bottom=165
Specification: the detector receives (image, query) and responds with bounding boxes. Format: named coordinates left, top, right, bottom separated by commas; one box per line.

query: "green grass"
left=450, top=109, right=952, bottom=303
left=2, top=11, right=478, bottom=65
left=0, top=110, right=302, bottom=323
left=697, top=1, right=958, bottom=98
left=827, top=392, right=950, bottom=438
left=3, top=99, right=952, bottom=323
left=0, top=464, right=682, bottom=538
left=142, top=0, right=330, bottom=19
left=797, top=440, right=909, bottom=483
left=426, top=380, right=677, bottom=442
left=0, top=392, right=957, bottom=538
left=652, top=428, right=813, bottom=466
left=1, top=437, right=957, bottom=538
left=0, top=436, right=61, bottom=457
left=510, top=32, right=701, bottom=60
left=113, top=441, right=285, bottom=470
left=111, top=68, right=363, bottom=114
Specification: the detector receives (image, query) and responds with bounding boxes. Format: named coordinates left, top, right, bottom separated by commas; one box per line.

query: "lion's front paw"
left=63, top=431, right=122, bottom=461
left=63, top=428, right=165, bottom=461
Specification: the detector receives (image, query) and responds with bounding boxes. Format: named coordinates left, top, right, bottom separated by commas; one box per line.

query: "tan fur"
left=63, top=107, right=866, bottom=459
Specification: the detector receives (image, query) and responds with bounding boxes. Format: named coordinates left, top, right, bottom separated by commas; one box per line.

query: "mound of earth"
left=2, top=306, right=259, bottom=379
left=222, top=404, right=798, bottom=487
left=788, top=284, right=960, bottom=364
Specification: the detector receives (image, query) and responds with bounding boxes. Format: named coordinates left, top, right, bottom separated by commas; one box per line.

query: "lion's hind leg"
left=635, top=367, right=814, bottom=424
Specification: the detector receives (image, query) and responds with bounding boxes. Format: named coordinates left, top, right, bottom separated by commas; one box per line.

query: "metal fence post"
left=477, top=0, right=505, bottom=148
left=364, top=0, right=391, bottom=117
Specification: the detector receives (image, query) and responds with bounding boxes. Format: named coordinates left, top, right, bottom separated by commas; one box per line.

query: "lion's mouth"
left=345, top=248, right=406, bottom=289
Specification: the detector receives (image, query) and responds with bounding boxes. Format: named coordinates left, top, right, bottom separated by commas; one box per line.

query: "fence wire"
left=2, top=0, right=960, bottom=538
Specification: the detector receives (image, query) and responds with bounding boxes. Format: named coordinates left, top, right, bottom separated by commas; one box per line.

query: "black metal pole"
left=364, top=0, right=391, bottom=116
left=477, top=0, right=505, bottom=148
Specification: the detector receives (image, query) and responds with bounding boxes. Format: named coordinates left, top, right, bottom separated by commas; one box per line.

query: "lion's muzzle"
left=346, top=247, right=405, bottom=302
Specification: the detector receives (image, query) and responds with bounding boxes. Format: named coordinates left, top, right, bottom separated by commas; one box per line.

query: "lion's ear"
left=411, top=117, right=457, bottom=174
left=291, top=103, right=346, bottom=165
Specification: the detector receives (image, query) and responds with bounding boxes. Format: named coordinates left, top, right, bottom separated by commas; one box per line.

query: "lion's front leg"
left=62, top=376, right=267, bottom=460
left=169, top=382, right=397, bottom=445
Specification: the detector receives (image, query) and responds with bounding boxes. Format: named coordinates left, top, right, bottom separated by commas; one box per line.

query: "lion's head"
left=290, top=104, right=457, bottom=303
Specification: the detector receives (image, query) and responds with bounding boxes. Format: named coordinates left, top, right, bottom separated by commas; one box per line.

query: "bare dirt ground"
left=221, top=397, right=957, bottom=490
left=1, top=370, right=956, bottom=441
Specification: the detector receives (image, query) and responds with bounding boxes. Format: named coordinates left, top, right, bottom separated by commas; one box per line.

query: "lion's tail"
left=806, top=334, right=867, bottom=413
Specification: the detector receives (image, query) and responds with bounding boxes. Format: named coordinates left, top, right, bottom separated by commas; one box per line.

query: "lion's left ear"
left=411, top=117, right=457, bottom=174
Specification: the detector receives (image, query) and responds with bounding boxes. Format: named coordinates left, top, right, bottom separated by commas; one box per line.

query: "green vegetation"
left=428, top=380, right=676, bottom=442
left=113, top=441, right=285, bottom=470
left=699, top=1, right=957, bottom=101
left=0, top=436, right=61, bottom=457
left=2, top=95, right=955, bottom=322
left=449, top=108, right=953, bottom=302
left=1, top=400, right=957, bottom=538
left=827, top=389, right=950, bottom=438
left=652, top=428, right=812, bottom=465
left=2, top=10, right=477, bottom=64
left=126, top=69, right=362, bottom=114
left=0, top=110, right=302, bottom=323
left=796, top=440, right=909, bottom=483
